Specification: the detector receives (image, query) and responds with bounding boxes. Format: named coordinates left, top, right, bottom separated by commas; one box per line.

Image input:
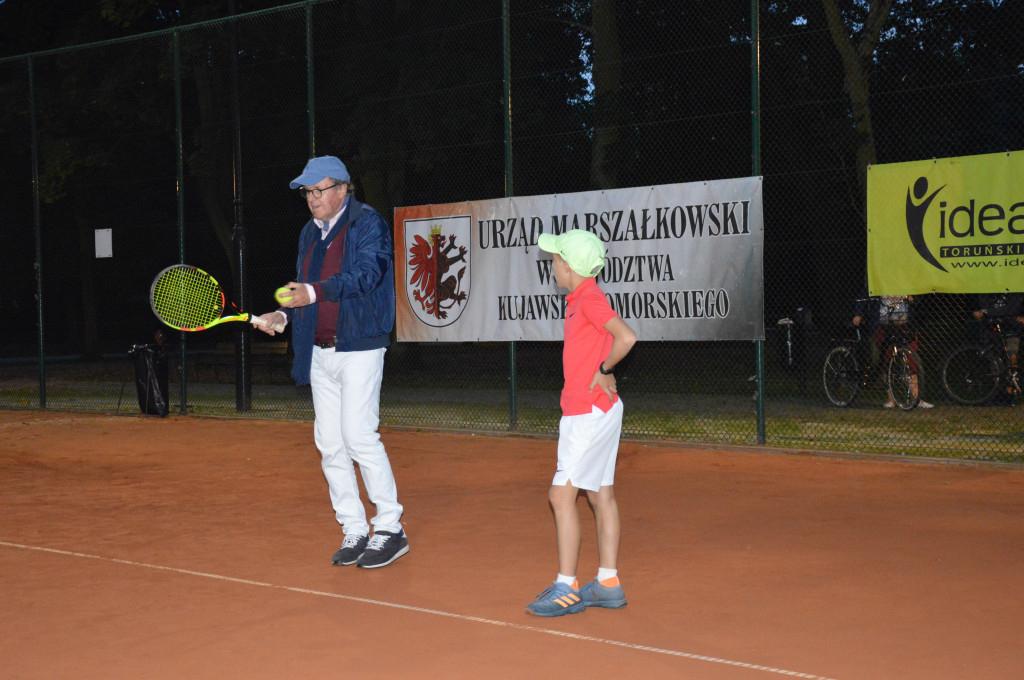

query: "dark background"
left=2, top=0, right=1019, bottom=357
left=0, top=1, right=1020, bottom=452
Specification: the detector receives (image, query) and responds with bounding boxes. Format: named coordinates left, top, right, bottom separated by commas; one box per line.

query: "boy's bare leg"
left=587, top=485, right=620, bottom=570
left=549, top=482, right=582, bottom=578
left=579, top=485, right=627, bottom=609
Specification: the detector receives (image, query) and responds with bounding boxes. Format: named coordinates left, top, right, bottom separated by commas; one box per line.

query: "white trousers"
left=310, top=346, right=402, bottom=536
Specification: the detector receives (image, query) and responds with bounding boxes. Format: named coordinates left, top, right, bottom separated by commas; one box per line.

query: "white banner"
left=394, top=178, right=764, bottom=342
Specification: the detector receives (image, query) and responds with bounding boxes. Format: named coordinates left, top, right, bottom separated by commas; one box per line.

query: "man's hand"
left=254, top=311, right=287, bottom=336
left=277, top=282, right=310, bottom=308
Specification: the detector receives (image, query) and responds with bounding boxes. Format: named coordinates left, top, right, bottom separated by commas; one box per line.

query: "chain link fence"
left=0, top=1, right=1021, bottom=462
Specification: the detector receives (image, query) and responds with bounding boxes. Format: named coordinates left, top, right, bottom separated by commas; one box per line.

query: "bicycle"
left=941, top=319, right=1021, bottom=405
left=823, top=322, right=924, bottom=410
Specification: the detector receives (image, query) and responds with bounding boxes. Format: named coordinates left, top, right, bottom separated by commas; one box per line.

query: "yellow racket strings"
left=152, top=267, right=224, bottom=330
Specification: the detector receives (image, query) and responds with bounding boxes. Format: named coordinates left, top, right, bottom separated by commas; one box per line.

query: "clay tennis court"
left=2, top=409, right=1022, bottom=679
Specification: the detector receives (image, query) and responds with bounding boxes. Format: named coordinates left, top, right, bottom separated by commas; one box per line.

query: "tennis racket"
left=150, top=264, right=284, bottom=332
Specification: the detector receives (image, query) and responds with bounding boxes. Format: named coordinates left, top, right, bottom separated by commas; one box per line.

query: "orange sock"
left=556, top=574, right=578, bottom=590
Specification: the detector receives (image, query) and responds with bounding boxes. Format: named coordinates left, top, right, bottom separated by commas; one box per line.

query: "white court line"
left=1, top=540, right=838, bottom=680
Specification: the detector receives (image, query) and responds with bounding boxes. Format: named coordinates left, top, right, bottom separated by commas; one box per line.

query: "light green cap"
left=537, top=229, right=606, bottom=277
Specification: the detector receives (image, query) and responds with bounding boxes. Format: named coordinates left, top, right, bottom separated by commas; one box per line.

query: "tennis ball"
left=274, top=286, right=293, bottom=304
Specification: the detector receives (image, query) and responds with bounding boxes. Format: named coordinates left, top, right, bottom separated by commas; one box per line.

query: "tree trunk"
left=589, top=0, right=623, bottom=190
left=821, top=0, right=894, bottom=214
left=73, top=190, right=100, bottom=358
left=188, top=60, right=234, bottom=275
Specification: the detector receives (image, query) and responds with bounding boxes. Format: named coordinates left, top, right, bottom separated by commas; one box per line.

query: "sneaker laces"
left=365, top=534, right=389, bottom=551
left=341, top=534, right=366, bottom=549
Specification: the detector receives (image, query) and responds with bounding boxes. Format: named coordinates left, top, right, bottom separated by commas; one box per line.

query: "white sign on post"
left=94, top=229, right=112, bottom=258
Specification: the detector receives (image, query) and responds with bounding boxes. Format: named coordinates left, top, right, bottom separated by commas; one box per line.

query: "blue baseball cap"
left=289, top=156, right=350, bottom=189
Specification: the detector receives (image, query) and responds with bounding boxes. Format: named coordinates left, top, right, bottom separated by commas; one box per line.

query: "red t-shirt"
left=561, top=277, right=618, bottom=416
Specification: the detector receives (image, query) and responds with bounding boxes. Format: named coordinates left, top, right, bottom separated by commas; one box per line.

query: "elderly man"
left=256, top=155, right=408, bottom=569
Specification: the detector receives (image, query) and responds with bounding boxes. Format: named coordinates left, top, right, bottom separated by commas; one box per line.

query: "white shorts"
left=552, top=398, right=624, bottom=492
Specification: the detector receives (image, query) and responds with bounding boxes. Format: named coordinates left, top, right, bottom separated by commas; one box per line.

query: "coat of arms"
left=404, top=216, right=471, bottom=327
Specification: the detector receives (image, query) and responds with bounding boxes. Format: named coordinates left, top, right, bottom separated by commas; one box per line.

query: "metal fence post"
left=173, top=29, right=189, bottom=415
left=28, top=56, right=46, bottom=408
left=503, top=0, right=517, bottom=430
left=751, top=0, right=766, bottom=445
left=306, top=0, right=316, bottom=157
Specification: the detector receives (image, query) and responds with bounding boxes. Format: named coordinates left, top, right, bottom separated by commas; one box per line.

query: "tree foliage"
left=0, top=0, right=1021, bottom=352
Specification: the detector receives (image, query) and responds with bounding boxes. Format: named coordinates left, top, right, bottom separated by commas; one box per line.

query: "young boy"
left=526, top=229, right=637, bottom=617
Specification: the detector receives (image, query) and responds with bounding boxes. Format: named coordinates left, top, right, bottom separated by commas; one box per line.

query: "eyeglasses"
left=298, top=182, right=344, bottom=199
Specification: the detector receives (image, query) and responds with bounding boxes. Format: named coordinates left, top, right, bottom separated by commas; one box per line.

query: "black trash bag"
left=129, top=342, right=169, bottom=417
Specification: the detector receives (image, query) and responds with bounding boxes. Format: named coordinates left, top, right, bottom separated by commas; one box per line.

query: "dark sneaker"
left=579, top=579, right=627, bottom=609
left=331, top=534, right=368, bottom=566
left=356, top=530, right=409, bottom=569
left=525, top=581, right=585, bottom=617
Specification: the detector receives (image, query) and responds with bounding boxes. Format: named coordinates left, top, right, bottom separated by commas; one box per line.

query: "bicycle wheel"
left=887, top=346, right=921, bottom=411
left=942, top=345, right=1001, bottom=405
left=823, top=345, right=860, bottom=407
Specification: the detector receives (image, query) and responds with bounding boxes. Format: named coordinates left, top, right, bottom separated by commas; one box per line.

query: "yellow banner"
left=867, top=150, right=1024, bottom=295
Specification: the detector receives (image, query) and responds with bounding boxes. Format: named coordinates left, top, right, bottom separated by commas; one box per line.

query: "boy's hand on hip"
left=591, top=372, right=617, bottom=401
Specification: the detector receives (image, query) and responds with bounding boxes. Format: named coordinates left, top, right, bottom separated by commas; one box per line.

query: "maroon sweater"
left=301, top=220, right=348, bottom=345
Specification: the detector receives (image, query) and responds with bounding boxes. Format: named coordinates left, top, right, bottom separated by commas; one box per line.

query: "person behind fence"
left=254, top=155, right=408, bottom=569
left=526, top=229, right=637, bottom=618
left=972, top=291, right=1023, bottom=405
left=852, top=290, right=933, bottom=409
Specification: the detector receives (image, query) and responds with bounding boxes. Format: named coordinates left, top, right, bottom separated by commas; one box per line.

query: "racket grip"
left=251, top=315, right=286, bottom=333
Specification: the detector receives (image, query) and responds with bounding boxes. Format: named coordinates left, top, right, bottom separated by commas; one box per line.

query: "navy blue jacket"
left=286, top=197, right=394, bottom=386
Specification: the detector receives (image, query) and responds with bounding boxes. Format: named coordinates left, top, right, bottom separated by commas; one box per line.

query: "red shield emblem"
left=404, top=216, right=471, bottom=327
